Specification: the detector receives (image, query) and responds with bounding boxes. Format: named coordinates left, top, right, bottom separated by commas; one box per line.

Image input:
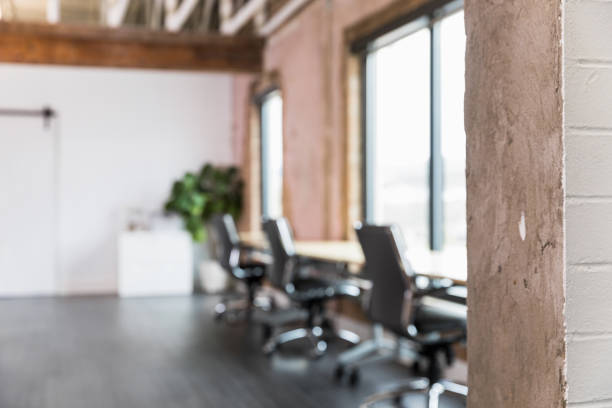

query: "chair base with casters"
left=214, top=291, right=275, bottom=324
left=360, top=378, right=467, bottom=408
left=251, top=303, right=309, bottom=343
left=213, top=261, right=268, bottom=324
left=359, top=330, right=467, bottom=407
left=334, top=324, right=418, bottom=386
left=263, top=317, right=361, bottom=358
left=262, top=278, right=361, bottom=358
left=335, top=285, right=467, bottom=386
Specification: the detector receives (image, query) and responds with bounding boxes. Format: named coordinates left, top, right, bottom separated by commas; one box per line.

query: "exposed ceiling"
left=0, top=0, right=304, bottom=36
left=0, top=0, right=99, bottom=23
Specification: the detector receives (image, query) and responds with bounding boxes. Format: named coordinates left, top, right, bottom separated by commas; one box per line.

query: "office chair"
left=261, top=217, right=361, bottom=357
left=209, top=214, right=268, bottom=323
left=346, top=223, right=467, bottom=408
left=335, top=244, right=464, bottom=387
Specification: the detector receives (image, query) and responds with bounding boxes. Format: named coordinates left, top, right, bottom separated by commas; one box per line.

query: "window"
left=260, top=90, right=283, bottom=219
left=363, top=1, right=465, bottom=257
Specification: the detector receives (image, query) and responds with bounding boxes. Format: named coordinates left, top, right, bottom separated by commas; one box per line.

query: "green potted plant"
left=164, top=163, right=243, bottom=242
left=164, top=163, right=244, bottom=291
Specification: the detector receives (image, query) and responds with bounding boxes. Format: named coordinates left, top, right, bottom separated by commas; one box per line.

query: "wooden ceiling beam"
left=0, top=22, right=263, bottom=73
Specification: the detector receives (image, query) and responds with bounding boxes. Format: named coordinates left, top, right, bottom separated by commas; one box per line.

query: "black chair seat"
left=231, top=265, right=265, bottom=281
left=239, top=260, right=267, bottom=270
left=413, top=304, right=466, bottom=335
left=286, top=278, right=360, bottom=303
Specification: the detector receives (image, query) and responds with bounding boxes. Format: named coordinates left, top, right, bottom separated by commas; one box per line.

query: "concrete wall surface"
left=465, top=0, right=566, bottom=406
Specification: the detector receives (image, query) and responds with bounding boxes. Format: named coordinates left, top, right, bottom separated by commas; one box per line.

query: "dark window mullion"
left=429, top=20, right=443, bottom=251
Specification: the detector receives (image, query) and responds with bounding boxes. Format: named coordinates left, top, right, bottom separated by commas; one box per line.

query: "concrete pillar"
left=465, top=1, right=566, bottom=406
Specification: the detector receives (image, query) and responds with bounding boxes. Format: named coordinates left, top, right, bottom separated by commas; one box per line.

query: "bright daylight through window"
left=365, top=6, right=466, bottom=270
left=260, top=90, right=284, bottom=219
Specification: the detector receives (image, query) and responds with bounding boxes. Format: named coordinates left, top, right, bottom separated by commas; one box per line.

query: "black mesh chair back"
left=209, top=214, right=240, bottom=272
left=355, top=223, right=416, bottom=335
left=262, top=217, right=297, bottom=288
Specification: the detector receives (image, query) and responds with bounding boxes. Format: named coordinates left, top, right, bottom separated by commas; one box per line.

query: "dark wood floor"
left=0, top=296, right=464, bottom=407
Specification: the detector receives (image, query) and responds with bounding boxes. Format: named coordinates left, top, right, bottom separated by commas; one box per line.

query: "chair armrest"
left=435, top=285, right=467, bottom=305
left=415, top=277, right=467, bottom=306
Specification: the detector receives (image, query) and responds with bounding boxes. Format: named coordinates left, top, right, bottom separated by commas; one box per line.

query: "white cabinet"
left=118, top=231, right=193, bottom=297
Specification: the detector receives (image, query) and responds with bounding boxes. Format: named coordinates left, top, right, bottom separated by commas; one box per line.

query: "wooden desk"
left=239, top=231, right=467, bottom=285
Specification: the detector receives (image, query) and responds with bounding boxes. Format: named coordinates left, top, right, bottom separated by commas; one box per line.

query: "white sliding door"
left=0, top=117, right=56, bottom=296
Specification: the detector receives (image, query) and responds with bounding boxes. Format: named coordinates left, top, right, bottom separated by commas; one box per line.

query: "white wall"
left=565, top=1, right=612, bottom=405
left=0, top=116, right=57, bottom=296
left=0, top=64, right=234, bottom=295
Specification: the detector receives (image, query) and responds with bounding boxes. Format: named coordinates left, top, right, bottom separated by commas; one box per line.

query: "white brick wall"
left=565, top=0, right=612, bottom=405
left=567, top=200, right=612, bottom=264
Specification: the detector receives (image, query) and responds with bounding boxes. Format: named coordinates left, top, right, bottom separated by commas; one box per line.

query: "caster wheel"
left=393, top=394, right=403, bottom=406
left=213, top=303, right=227, bottom=321
left=348, top=368, right=360, bottom=387
left=310, top=341, right=327, bottom=360
left=333, top=364, right=345, bottom=382
left=263, top=341, right=277, bottom=357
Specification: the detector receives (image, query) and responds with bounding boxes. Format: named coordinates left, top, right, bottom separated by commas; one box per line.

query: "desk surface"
left=240, top=231, right=467, bottom=285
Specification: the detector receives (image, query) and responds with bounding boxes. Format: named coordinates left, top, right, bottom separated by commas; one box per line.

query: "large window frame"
left=360, top=0, right=464, bottom=251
